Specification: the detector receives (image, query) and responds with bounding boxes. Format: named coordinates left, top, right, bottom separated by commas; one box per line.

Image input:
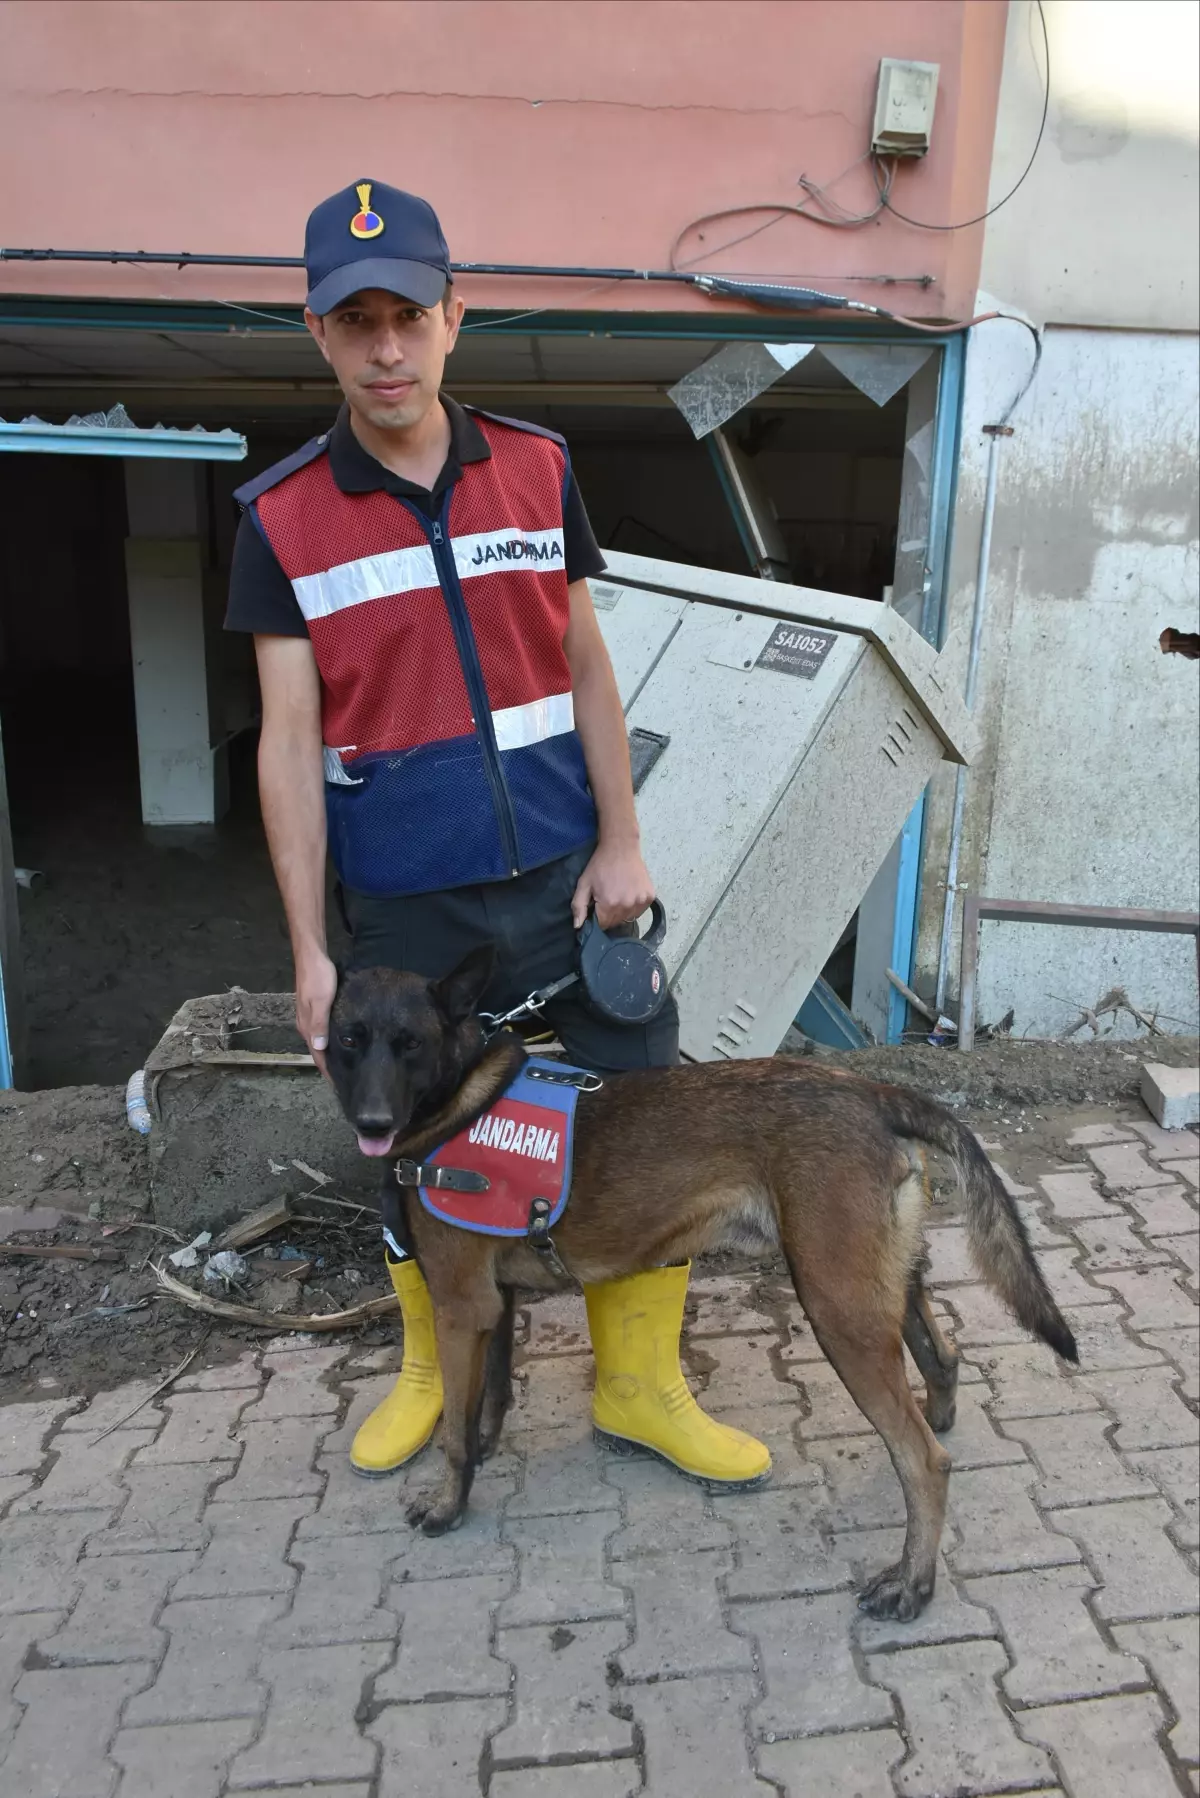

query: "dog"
left=326, top=947, right=1076, bottom=1621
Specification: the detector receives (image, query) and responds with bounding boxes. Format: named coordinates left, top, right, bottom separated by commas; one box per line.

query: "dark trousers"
left=340, top=842, right=679, bottom=1075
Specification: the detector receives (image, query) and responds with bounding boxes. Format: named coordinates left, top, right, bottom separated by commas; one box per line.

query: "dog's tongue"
left=356, top=1132, right=396, bottom=1158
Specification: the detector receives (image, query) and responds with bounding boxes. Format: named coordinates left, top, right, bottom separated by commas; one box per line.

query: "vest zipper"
left=423, top=501, right=522, bottom=878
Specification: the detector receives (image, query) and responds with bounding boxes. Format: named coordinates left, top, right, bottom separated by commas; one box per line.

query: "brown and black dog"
left=326, top=948, right=1076, bottom=1621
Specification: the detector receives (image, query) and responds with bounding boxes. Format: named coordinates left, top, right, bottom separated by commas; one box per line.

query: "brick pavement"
left=1, top=1104, right=1197, bottom=1796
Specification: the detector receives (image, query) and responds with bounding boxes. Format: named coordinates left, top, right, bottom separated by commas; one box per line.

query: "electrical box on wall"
left=872, top=59, right=939, bottom=157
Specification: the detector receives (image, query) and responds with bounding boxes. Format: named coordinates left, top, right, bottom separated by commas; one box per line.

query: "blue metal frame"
left=0, top=952, right=12, bottom=1090
left=0, top=420, right=247, bottom=459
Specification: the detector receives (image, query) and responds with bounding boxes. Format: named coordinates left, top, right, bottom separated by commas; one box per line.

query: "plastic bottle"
left=125, top=1069, right=152, bottom=1135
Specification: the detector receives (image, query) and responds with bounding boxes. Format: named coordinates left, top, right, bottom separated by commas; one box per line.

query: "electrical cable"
left=875, top=0, right=1050, bottom=231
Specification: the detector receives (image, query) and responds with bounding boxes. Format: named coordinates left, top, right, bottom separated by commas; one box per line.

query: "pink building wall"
left=0, top=0, right=1007, bottom=319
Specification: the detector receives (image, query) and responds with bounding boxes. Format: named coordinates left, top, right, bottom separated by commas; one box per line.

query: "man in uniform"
left=225, top=181, right=769, bottom=1488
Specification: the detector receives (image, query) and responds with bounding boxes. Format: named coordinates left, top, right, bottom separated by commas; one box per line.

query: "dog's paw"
left=857, top=1563, right=933, bottom=1621
left=405, top=1491, right=465, bottom=1536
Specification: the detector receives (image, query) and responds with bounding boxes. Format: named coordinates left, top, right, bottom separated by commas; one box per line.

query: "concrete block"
left=1141, top=1062, right=1200, bottom=1131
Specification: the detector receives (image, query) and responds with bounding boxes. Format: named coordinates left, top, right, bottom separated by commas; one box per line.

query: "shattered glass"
left=668, top=340, right=815, bottom=439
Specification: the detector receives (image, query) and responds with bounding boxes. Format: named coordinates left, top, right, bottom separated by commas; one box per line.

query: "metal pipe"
left=934, top=424, right=1008, bottom=1015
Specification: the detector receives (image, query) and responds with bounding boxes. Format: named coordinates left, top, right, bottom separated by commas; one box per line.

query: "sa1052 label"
left=756, top=623, right=837, bottom=679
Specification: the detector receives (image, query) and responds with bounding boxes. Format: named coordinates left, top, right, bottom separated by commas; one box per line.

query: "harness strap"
left=395, top=1160, right=490, bottom=1193
left=525, top=1065, right=604, bottom=1092
left=527, top=1197, right=575, bottom=1283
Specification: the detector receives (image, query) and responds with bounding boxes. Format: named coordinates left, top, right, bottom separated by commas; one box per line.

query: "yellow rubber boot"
left=350, top=1257, right=443, bottom=1477
left=583, top=1263, right=771, bottom=1488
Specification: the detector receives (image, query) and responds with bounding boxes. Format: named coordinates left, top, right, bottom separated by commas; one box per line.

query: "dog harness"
left=394, top=1059, right=600, bottom=1269
left=234, top=412, right=598, bottom=897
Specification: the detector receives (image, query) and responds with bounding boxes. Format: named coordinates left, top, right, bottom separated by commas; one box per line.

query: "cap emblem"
left=349, top=182, right=385, bottom=241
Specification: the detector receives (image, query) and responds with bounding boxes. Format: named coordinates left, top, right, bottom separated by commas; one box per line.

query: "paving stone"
left=964, top=1565, right=1146, bottom=1704
left=604, top=1454, right=736, bottom=1559
left=1062, top=1303, right=1168, bottom=1371
left=58, top=1384, right=164, bottom=1435
left=1093, top=1266, right=1198, bottom=1330
left=376, top=1573, right=511, bottom=1702
left=1125, top=1446, right=1200, bottom=1549
left=1014, top=1198, right=1076, bottom=1249
left=970, top=1343, right=1101, bottom=1418
left=212, top=1418, right=329, bottom=1501
left=696, top=1330, right=794, bottom=1414
left=1123, top=1187, right=1200, bottom=1236
left=945, top=1281, right=1041, bottom=1347
left=1080, top=1361, right=1200, bottom=1452
left=267, top=1531, right=407, bottom=1648
left=508, top=1354, right=595, bottom=1432
left=948, top=1464, right=1082, bottom=1576
left=1038, top=1170, right=1118, bottom=1220
left=1069, top=1123, right=1137, bottom=1147
left=757, top=1727, right=907, bottom=1798
left=370, top=1697, right=507, bottom=1798
left=5, top=1663, right=151, bottom=1798
left=1131, top=1118, right=1200, bottom=1159
left=738, top=1588, right=892, bottom=1736
left=491, top=1766, right=639, bottom=1798
left=1072, top=1213, right=1172, bottom=1270
left=521, top=1288, right=591, bottom=1355
left=775, top=1310, right=829, bottom=1370
left=805, top=1437, right=905, bottom=1530
left=12, top=1425, right=157, bottom=1513
left=1112, top=1616, right=1200, bottom=1763
left=1160, top=1232, right=1200, bottom=1280
left=243, top=1344, right=346, bottom=1420
left=718, top=1483, right=853, bottom=1602
left=990, top=1160, right=1035, bottom=1198
left=1018, top=1691, right=1179, bottom=1798
left=619, top=1550, right=750, bottom=1681
left=838, top=1533, right=997, bottom=1651
left=0, top=1395, right=77, bottom=1481
left=109, top=1718, right=258, bottom=1798
left=130, top=1392, right=248, bottom=1467
left=792, top=1361, right=875, bottom=1438
left=0, top=1509, right=109, bottom=1614
left=1138, top=1326, right=1200, bottom=1400
left=388, top=1496, right=517, bottom=1583
left=1092, top=1143, right=1180, bottom=1190
left=1034, top=1245, right=1110, bottom=1309
left=685, top=1274, right=776, bottom=1337
left=1052, top=1498, right=1199, bottom=1621
left=0, top=1612, right=64, bottom=1754
left=172, top=1350, right=264, bottom=1392
left=924, top=1225, right=977, bottom=1285
left=730, top=1407, right=825, bottom=1489
left=495, top=1619, right=631, bottom=1760
left=37, top=1549, right=194, bottom=1666
left=234, top=1788, right=371, bottom=1798
left=226, top=1641, right=392, bottom=1788
left=498, top=1509, right=623, bottom=1626
left=505, top=1421, right=621, bottom=1519
left=124, top=1593, right=287, bottom=1723
left=299, top=1372, right=399, bottom=1465
left=869, top=1638, right=1053, bottom=1796
left=631, top=1671, right=763, bottom=1798
left=86, top=1461, right=227, bottom=1555
left=0, top=1458, right=38, bottom=1501
left=1165, top=1158, right=1200, bottom=1190
left=998, top=1412, right=1158, bottom=1508
left=171, top=1496, right=314, bottom=1598
left=930, top=1382, right=1032, bottom=1469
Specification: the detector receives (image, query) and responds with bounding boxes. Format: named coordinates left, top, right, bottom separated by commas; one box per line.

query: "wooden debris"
left=91, top=1341, right=205, bottom=1442
left=886, top=968, right=938, bottom=1024
left=193, top=1050, right=316, bottom=1068
left=216, top=1199, right=294, bottom=1252
left=152, top=1261, right=399, bottom=1331
left=0, top=1243, right=123, bottom=1263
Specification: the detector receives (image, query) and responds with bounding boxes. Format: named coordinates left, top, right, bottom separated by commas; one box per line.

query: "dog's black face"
left=325, top=945, right=495, bottom=1157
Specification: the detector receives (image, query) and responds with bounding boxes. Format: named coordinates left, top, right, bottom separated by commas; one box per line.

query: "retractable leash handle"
left=577, top=900, right=670, bottom=1026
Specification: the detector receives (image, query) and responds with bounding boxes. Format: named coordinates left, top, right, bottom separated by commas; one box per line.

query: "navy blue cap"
left=304, top=180, right=452, bottom=315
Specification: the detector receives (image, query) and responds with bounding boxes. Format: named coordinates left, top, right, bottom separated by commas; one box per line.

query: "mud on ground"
left=1, top=1034, right=1196, bottom=1401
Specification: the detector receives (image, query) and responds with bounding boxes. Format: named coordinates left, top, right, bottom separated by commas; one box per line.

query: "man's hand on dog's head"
left=571, top=840, right=657, bottom=932
left=296, top=948, right=339, bottom=1078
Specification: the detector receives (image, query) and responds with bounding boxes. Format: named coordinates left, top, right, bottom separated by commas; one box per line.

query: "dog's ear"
left=431, top=943, right=496, bottom=1026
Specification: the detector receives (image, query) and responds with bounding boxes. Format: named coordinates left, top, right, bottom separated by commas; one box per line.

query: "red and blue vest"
left=235, top=411, right=597, bottom=896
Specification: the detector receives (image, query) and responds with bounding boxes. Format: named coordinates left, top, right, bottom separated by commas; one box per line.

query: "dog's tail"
left=878, top=1085, right=1078, bottom=1363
